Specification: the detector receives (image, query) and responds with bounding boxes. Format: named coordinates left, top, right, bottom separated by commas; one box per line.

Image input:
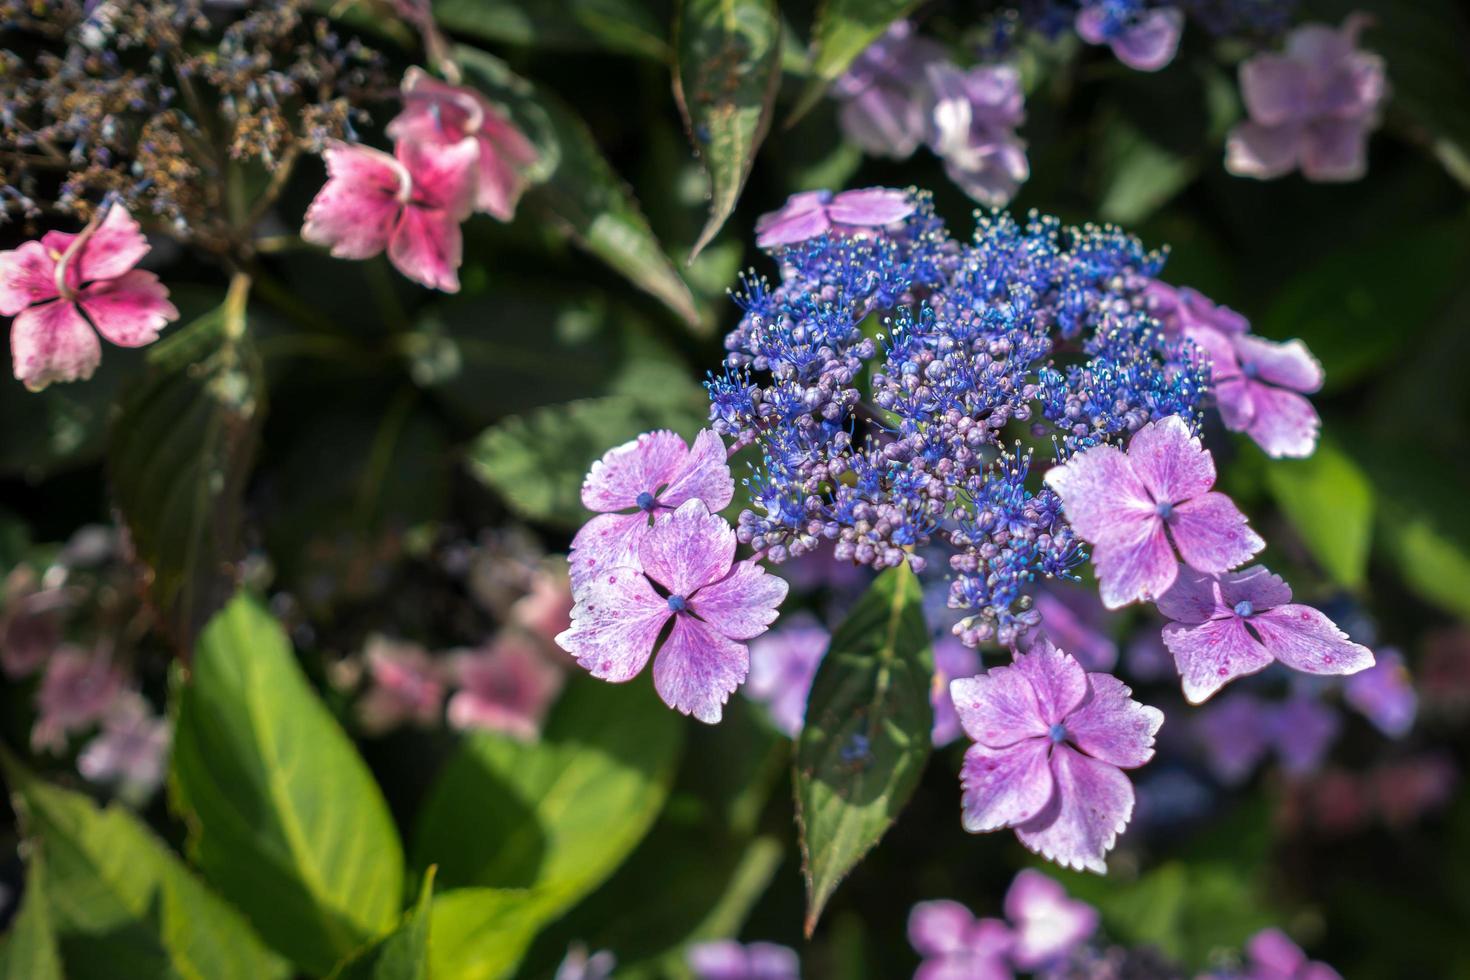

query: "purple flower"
left=1195, top=691, right=1339, bottom=784
left=931, top=638, right=983, bottom=747
left=1004, top=869, right=1099, bottom=970
left=744, top=615, right=829, bottom=737
left=907, top=900, right=1013, bottom=980
left=1342, top=647, right=1416, bottom=738
left=1226, top=15, right=1387, bottom=183
left=1044, top=415, right=1264, bottom=609
left=1032, top=587, right=1118, bottom=672
left=356, top=635, right=446, bottom=734
left=1242, top=928, right=1343, bottom=980
left=925, top=62, right=1029, bottom=207
left=557, top=501, right=788, bottom=723
left=31, top=646, right=122, bottom=753
left=950, top=639, right=1163, bottom=873
left=555, top=943, right=616, bottom=980
left=447, top=637, right=564, bottom=740
left=834, top=21, right=944, bottom=159
left=570, top=429, right=734, bottom=586
left=1156, top=565, right=1374, bottom=703
left=686, top=940, right=799, bottom=980
left=1076, top=4, right=1184, bottom=72
left=0, top=568, right=64, bottom=680
left=77, top=692, right=171, bottom=799
left=754, top=187, right=916, bottom=249
left=1269, top=693, right=1341, bottom=777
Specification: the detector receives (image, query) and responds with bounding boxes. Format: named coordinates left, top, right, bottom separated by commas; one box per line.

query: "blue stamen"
left=1048, top=723, right=1068, bottom=743
left=636, top=491, right=656, bottom=512
left=667, top=594, right=687, bottom=613
left=1156, top=501, right=1174, bottom=519
left=1234, top=600, right=1254, bottom=618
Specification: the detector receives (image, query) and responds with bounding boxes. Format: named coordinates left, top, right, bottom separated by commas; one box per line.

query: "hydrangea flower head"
left=447, top=637, right=564, bottom=740
left=387, top=67, right=538, bottom=221
left=0, top=203, right=178, bottom=390
left=833, top=21, right=944, bottom=158
left=570, top=428, right=733, bottom=585
left=32, top=645, right=123, bottom=752
left=302, top=138, right=478, bottom=292
left=77, top=692, right=172, bottom=799
left=1342, top=647, right=1416, bottom=737
left=754, top=187, right=916, bottom=248
left=1157, top=565, right=1374, bottom=703
left=1226, top=15, right=1386, bottom=182
left=950, top=638, right=1164, bottom=872
left=1076, top=2, right=1185, bottom=72
left=557, top=500, right=788, bottom=723
left=1242, top=928, right=1343, bottom=980
left=356, top=635, right=446, bottom=734
left=1044, top=415, right=1264, bottom=609
left=686, top=940, right=799, bottom=980
left=907, top=899, right=1013, bottom=980
left=1003, top=869, right=1099, bottom=970
left=925, top=63, right=1029, bottom=206
left=744, top=615, right=829, bottom=737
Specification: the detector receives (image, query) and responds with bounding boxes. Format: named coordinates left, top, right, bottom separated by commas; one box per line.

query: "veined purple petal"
left=1166, top=492, right=1264, bottom=575
left=651, top=614, right=748, bottom=723
left=689, top=559, right=788, bottom=641
left=1163, top=616, right=1275, bottom=704
left=638, top=500, right=736, bottom=598
left=1127, top=415, right=1216, bottom=506
left=959, top=738, right=1055, bottom=832
left=1093, top=519, right=1178, bottom=609
left=581, top=430, right=692, bottom=512
left=1063, top=673, right=1163, bottom=768
left=1249, top=605, right=1375, bottom=677
left=659, top=428, right=735, bottom=512
left=908, top=900, right=978, bottom=957
left=1013, top=639, right=1089, bottom=725
left=1015, top=745, right=1134, bottom=874
left=828, top=187, right=916, bottom=226
left=556, top=566, right=668, bottom=682
left=951, top=667, right=1049, bottom=748
left=1044, top=444, right=1155, bottom=545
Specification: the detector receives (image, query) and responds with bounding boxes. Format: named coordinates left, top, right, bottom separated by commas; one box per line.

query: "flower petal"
left=569, top=511, right=649, bottom=587
left=581, top=429, right=691, bottom=512
left=556, top=565, right=668, bottom=682
left=1109, top=7, right=1183, bottom=72
left=302, top=142, right=405, bottom=259
left=1240, top=54, right=1310, bottom=126
left=1249, top=605, right=1375, bottom=676
left=1093, top=519, right=1178, bottom=609
left=1013, top=638, right=1089, bottom=725
left=1044, top=443, right=1154, bottom=545
left=0, top=240, right=61, bottom=315
left=755, top=193, right=831, bottom=248
left=1166, top=491, right=1264, bottom=574
left=1242, top=383, right=1321, bottom=458
left=907, top=900, right=978, bottom=957
left=397, top=134, right=480, bottom=218
left=651, top=613, right=748, bottom=723
left=1005, top=869, right=1099, bottom=970
left=827, top=187, right=916, bottom=226
left=11, top=300, right=100, bottom=391
left=1231, top=334, right=1324, bottom=393
left=688, top=560, right=788, bottom=640
left=1154, top=566, right=1223, bottom=625
left=1216, top=564, right=1293, bottom=611
left=959, top=738, right=1055, bottom=832
left=1163, top=617, right=1275, bottom=704
left=1225, top=121, right=1302, bottom=180
left=950, top=665, right=1048, bottom=748
left=1063, top=673, right=1162, bottom=768
left=70, top=206, right=150, bottom=285
left=659, top=428, right=735, bottom=512
left=1014, top=745, right=1134, bottom=875
left=1126, top=415, right=1216, bottom=505
left=76, top=270, right=177, bottom=347
left=638, top=500, right=736, bottom=597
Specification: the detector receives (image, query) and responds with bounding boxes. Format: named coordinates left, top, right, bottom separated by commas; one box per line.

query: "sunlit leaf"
left=0, top=851, right=62, bottom=980
left=789, top=0, right=921, bottom=122
left=1263, top=440, right=1374, bottom=590
left=329, top=868, right=436, bottom=980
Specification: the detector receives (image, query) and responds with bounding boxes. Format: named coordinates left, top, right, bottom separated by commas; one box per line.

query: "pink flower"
left=1003, top=870, right=1099, bottom=970
left=557, top=500, right=788, bottom=723
left=907, top=900, right=1013, bottom=980
left=1226, top=16, right=1386, bottom=183
left=447, top=637, right=563, bottom=740
left=569, top=428, right=734, bottom=586
left=950, top=639, right=1163, bottom=873
left=1075, top=5, right=1184, bottom=72
left=356, top=635, right=446, bottom=734
left=1044, top=415, right=1264, bottom=609
left=1032, top=587, right=1118, bottom=672
left=686, top=940, right=799, bottom=980
left=833, top=21, right=944, bottom=159
left=31, top=645, right=123, bottom=752
left=77, top=692, right=172, bottom=798
left=301, top=138, right=478, bottom=293
left=510, top=562, right=574, bottom=649
left=754, top=187, right=915, bottom=249
left=0, top=204, right=177, bottom=390
left=925, top=62, right=1029, bottom=207
left=1342, top=646, right=1416, bottom=737
left=387, top=67, right=538, bottom=221
left=930, top=637, right=981, bottom=748
left=1243, top=928, right=1343, bottom=980
left=0, top=568, right=64, bottom=680
left=1156, top=565, right=1373, bottom=703
left=744, top=615, right=829, bottom=737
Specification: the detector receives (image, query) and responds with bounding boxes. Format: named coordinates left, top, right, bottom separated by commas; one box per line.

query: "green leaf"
left=330, top=868, right=436, bottom=980
left=414, top=676, right=683, bottom=915
left=790, top=0, right=921, bottom=122
left=1096, top=114, right=1197, bottom=226
left=456, top=47, right=704, bottom=330
left=465, top=371, right=708, bottom=528
left=107, top=282, right=263, bottom=653
left=431, top=0, right=668, bottom=60
left=793, top=563, right=933, bottom=935
left=674, top=0, right=783, bottom=258
left=1263, top=440, right=1375, bottom=590
left=0, top=852, right=62, bottom=980
left=427, top=889, right=544, bottom=980
left=1385, top=516, right=1470, bottom=621
left=0, top=749, right=289, bottom=980
left=170, top=593, right=406, bottom=975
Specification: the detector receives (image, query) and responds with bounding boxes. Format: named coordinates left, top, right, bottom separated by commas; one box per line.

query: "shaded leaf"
left=170, top=593, right=405, bottom=975
left=330, top=867, right=436, bottom=980
left=0, top=749, right=288, bottom=980
left=1096, top=114, right=1197, bottom=226
left=456, top=47, right=703, bottom=329
left=431, top=0, right=668, bottom=60
left=107, top=282, right=262, bottom=653
left=674, top=0, right=783, bottom=257
left=793, top=563, right=933, bottom=935
left=790, top=0, right=921, bottom=122
left=414, top=675, right=683, bottom=914
left=1263, top=440, right=1374, bottom=591
left=0, top=851, right=62, bottom=980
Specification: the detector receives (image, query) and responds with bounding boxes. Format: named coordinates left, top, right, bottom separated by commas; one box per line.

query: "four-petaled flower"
left=1075, top=3, right=1184, bottom=73
left=907, top=899, right=1013, bottom=980
left=1044, top=415, right=1264, bottom=609
left=570, top=429, right=733, bottom=586
left=754, top=187, right=915, bottom=248
left=557, top=500, right=788, bottom=723
left=447, top=636, right=564, bottom=740
left=1157, top=564, right=1373, bottom=703
left=0, top=204, right=178, bottom=390
left=950, top=638, right=1164, bottom=873
left=1004, top=869, right=1099, bottom=970
left=925, top=63, right=1029, bottom=207
left=356, top=635, right=446, bottom=734
left=686, top=940, right=799, bottom=980
left=77, top=691, right=172, bottom=800
left=302, top=138, right=479, bottom=293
